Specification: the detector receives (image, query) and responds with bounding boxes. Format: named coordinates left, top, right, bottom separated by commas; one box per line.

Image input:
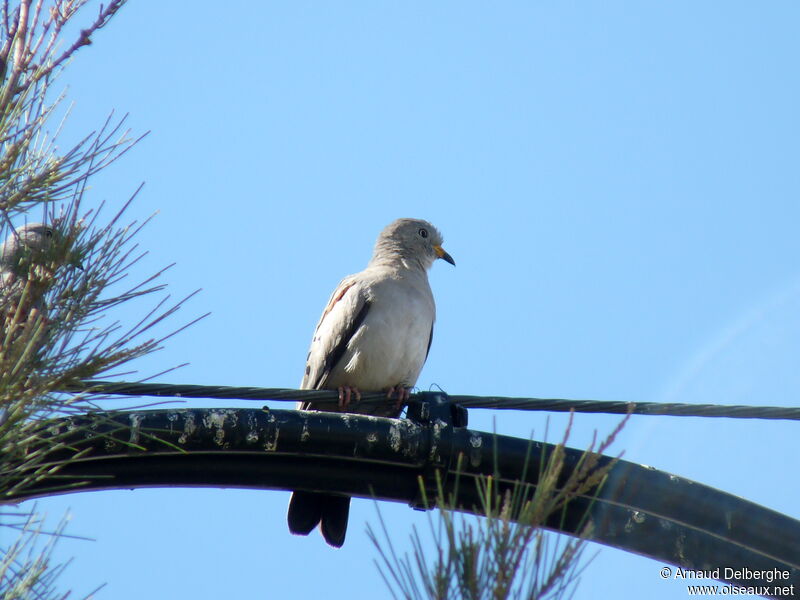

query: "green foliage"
left=369, top=414, right=629, bottom=600
left=0, top=1, right=198, bottom=597
left=0, top=510, right=100, bottom=600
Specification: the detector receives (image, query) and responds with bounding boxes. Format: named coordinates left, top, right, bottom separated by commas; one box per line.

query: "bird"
left=287, top=218, right=455, bottom=547
left=0, top=222, right=59, bottom=322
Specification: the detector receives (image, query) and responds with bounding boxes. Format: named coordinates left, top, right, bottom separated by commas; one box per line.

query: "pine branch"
left=0, top=2, right=201, bottom=598
left=368, top=413, right=629, bottom=600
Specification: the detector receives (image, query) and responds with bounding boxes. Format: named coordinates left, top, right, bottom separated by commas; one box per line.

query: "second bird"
left=287, top=217, right=455, bottom=547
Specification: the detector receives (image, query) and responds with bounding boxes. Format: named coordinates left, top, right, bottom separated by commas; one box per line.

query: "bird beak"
left=434, top=245, right=456, bottom=266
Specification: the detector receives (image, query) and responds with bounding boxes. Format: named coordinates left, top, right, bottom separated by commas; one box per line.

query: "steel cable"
left=61, top=380, right=800, bottom=421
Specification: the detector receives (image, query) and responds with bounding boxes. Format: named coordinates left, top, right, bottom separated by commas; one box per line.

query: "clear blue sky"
left=15, top=1, right=800, bottom=598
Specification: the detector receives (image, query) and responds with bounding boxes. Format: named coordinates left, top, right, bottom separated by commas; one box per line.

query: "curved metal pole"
left=8, top=393, right=799, bottom=596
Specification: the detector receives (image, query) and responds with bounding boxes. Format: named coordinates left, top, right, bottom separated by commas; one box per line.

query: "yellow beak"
left=434, top=245, right=456, bottom=266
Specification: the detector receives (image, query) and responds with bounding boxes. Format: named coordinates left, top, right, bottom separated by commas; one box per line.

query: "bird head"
left=0, top=222, right=82, bottom=278
left=371, top=218, right=455, bottom=271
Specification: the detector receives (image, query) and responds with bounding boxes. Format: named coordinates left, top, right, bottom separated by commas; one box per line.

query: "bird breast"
left=331, top=279, right=434, bottom=391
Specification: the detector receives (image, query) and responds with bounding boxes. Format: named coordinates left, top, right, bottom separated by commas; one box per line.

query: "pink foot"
left=337, top=385, right=361, bottom=410
left=386, top=385, right=412, bottom=411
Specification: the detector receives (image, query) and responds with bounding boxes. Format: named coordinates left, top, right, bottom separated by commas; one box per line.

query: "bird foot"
left=337, top=386, right=361, bottom=410
left=387, top=385, right=412, bottom=411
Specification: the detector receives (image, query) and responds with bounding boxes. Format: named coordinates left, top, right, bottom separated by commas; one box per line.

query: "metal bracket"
left=406, top=392, right=468, bottom=511
left=406, top=391, right=468, bottom=428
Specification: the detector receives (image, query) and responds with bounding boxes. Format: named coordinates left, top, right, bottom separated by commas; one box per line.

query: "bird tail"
left=287, top=491, right=350, bottom=548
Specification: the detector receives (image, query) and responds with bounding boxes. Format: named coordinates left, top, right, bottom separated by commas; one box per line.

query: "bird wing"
left=425, top=322, right=434, bottom=362
left=300, top=274, right=371, bottom=404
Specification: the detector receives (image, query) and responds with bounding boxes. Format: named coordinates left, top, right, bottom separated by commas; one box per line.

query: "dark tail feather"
left=288, top=492, right=351, bottom=547
left=320, top=494, right=350, bottom=548
left=287, top=491, right=324, bottom=536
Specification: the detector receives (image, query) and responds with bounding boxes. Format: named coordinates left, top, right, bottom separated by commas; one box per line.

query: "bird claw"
left=337, top=386, right=361, bottom=410
left=387, top=386, right=412, bottom=411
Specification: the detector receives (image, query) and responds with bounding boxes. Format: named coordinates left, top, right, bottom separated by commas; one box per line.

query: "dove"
left=287, top=218, right=454, bottom=547
left=0, top=222, right=59, bottom=321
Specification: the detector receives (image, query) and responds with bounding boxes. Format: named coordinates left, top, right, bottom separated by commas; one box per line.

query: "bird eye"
left=418, top=228, right=428, bottom=238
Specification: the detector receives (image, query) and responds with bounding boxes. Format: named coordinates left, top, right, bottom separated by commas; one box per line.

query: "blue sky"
left=12, top=1, right=800, bottom=598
